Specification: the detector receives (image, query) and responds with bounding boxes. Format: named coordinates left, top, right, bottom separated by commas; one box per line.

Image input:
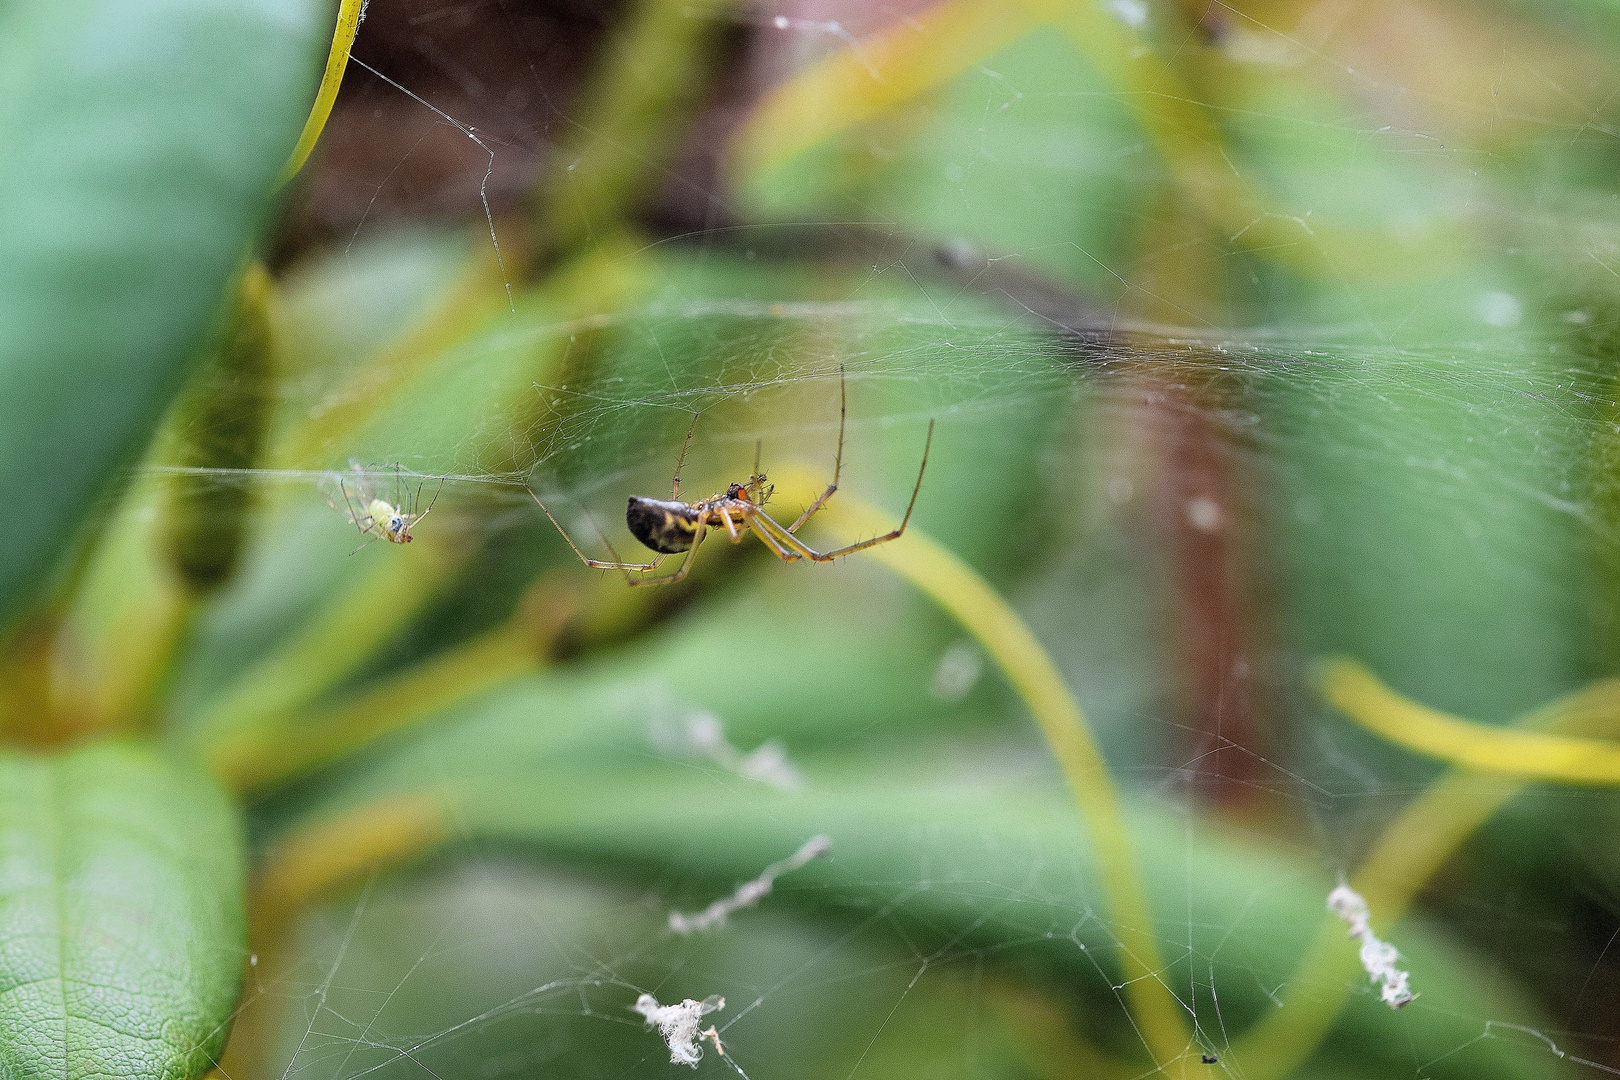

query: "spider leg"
left=744, top=513, right=801, bottom=561
left=787, top=363, right=847, bottom=533
left=405, top=477, right=448, bottom=531
left=721, top=506, right=742, bottom=542
left=750, top=419, right=932, bottom=562
left=787, top=482, right=837, bottom=534
left=527, top=488, right=662, bottom=576
left=672, top=413, right=699, bottom=500
left=833, top=363, right=846, bottom=485
left=625, top=522, right=707, bottom=587
left=339, top=479, right=371, bottom=538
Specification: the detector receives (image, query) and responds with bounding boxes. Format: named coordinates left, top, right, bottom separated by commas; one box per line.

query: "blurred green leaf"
left=285, top=756, right=1570, bottom=1080
left=0, top=740, right=246, bottom=1079
left=254, top=859, right=1125, bottom=1080
left=7, top=2, right=1613, bottom=1075
left=0, top=0, right=327, bottom=628
left=738, top=27, right=1150, bottom=294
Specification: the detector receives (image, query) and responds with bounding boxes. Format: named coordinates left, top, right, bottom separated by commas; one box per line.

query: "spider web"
left=100, top=0, right=1620, bottom=1077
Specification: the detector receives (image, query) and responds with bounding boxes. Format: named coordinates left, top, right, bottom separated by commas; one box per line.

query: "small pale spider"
left=332, top=462, right=444, bottom=550
left=529, top=369, right=933, bottom=587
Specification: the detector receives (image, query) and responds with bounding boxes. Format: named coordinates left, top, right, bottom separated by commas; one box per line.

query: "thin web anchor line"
left=348, top=55, right=515, bottom=312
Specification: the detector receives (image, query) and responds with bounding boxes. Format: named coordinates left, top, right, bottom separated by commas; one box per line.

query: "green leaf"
left=737, top=28, right=1150, bottom=294
left=0, top=0, right=328, bottom=627
left=0, top=741, right=247, bottom=1080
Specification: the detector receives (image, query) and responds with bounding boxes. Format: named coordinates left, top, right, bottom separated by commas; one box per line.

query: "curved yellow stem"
left=278, top=0, right=367, bottom=186
left=1321, top=656, right=1620, bottom=784
left=796, top=480, right=1191, bottom=1072
left=207, top=620, right=539, bottom=792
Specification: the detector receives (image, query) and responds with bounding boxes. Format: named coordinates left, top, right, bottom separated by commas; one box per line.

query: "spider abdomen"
left=627, top=497, right=701, bottom=553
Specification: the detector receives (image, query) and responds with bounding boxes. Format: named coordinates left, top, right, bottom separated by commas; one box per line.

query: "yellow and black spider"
left=529, top=370, right=933, bottom=587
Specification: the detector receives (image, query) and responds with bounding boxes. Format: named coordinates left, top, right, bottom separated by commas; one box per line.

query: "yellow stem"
left=805, top=485, right=1190, bottom=1071
left=206, top=573, right=577, bottom=791
left=730, top=0, right=1456, bottom=282
left=189, top=536, right=461, bottom=753
left=729, top=0, right=1037, bottom=180
left=208, top=621, right=539, bottom=793
left=1321, top=656, right=1620, bottom=783
left=272, top=232, right=642, bottom=471
left=253, top=793, right=450, bottom=933
left=278, top=0, right=367, bottom=187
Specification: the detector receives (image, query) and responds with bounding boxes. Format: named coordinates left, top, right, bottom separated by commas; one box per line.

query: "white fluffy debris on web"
left=633, top=992, right=725, bottom=1066
left=669, top=835, right=832, bottom=935
left=651, top=708, right=805, bottom=790
left=1327, top=883, right=1416, bottom=1009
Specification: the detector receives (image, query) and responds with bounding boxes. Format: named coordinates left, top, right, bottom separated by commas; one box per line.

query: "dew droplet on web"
left=1186, top=495, right=1222, bottom=533
left=1477, top=290, right=1523, bottom=329
left=1110, top=0, right=1149, bottom=27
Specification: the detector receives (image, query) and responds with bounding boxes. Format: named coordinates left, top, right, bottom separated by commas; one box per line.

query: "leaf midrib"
left=46, top=762, right=69, bottom=1080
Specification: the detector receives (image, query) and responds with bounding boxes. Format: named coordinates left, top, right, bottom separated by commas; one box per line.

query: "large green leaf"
left=0, top=0, right=328, bottom=627
left=0, top=741, right=246, bottom=1079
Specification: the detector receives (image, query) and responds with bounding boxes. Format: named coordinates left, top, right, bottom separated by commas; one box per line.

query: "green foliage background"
left=4, top=0, right=1620, bottom=1077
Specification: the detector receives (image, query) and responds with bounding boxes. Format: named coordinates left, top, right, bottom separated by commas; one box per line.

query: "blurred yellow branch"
left=208, top=574, right=577, bottom=792
left=209, top=620, right=534, bottom=792
left=731, top=0, right=1457, bottom=282
left=254, top=793, right=450, bottom=934
left=189, top=533, right=465, bottom=756
left=273, top=232, right=644, bottom=471
left=272, top=246, right=514, bottom=470
left=278, top=0, right=367, bottom=187
left=535, top=0, right=731, bottom=258
left=730, top=0, right=1038, bottom=179
left=792, top=476, right=1192, bottom=1073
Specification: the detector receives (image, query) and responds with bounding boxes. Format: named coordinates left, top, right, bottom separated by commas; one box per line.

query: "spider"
left=528, top=371, right=934, bottom=587
left=333, top=462, right=444, bottom=549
